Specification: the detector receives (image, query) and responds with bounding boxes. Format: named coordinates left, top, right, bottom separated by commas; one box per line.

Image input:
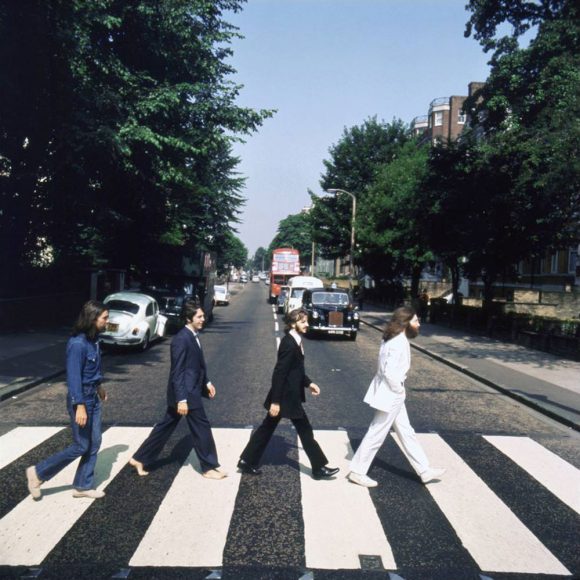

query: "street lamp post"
left=327, top=188, right=357, bottom=290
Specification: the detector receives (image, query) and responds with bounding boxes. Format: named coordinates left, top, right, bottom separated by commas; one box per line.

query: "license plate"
left=328, top=330, right=343, bottom=335
left=106, top=322, right=119, bottom=332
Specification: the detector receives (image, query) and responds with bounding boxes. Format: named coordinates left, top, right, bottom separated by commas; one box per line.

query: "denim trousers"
left=36, top=394, right=102, bottom=490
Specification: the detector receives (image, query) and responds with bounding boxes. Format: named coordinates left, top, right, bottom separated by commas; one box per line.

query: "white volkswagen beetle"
left=101, top=292, right=167, bottom=351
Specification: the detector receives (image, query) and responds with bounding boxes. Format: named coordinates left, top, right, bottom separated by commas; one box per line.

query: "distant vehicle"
left=287, top=275, right=324, bottom=290
left=284, top=286, right=306, bottom=315
left=270, top=248, right=301, bottom=303
left=101, top=292, right=167, bottom=350
left=240, top=274, right=248, bottom=283
left=276, top=285, right=289, bottom=313
left=258, top=271, right=267, bottom=280
left=302, top=287, right=359, bottom=340
left=213, top=285, right=230, bottom=306
left=251, top=275, right=260, bottom=283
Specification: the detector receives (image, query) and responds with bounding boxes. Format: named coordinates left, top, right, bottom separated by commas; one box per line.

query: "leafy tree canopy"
left=268, top=212, right=312, bottom=266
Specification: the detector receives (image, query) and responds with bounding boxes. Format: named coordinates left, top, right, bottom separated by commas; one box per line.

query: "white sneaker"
left=420, top=467, right=446, bottom=484
left=73, top=489, right=106, bottom=499
left=348, top=472, right=378, bottom=488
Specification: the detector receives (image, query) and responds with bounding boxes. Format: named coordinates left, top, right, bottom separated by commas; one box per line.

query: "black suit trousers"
left=240, top=412, right=328, bottom=471
left=133, top=405, right=219, bottom=472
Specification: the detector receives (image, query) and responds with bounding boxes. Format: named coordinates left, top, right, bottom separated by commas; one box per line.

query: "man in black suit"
left=129, top=302, right=226, bottom=480
left=238, top=308, right=339, bottom=480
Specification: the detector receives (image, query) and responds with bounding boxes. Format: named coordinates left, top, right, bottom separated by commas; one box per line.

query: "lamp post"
left=327, top=188, right=357, bottom=290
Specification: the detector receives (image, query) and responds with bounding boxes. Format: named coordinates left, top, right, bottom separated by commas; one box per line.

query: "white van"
left=284, top=276, right=324, bottom=314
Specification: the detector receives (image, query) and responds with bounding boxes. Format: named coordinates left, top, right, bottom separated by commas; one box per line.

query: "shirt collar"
left=186, top=326, right=198, bottom=338
left=289, top=329, right=302, bottom=346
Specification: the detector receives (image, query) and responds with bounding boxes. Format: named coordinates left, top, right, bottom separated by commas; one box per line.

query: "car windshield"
left=312, top=292, right=350, bottom=306
left=106, top=300, right=140, bottom=315
left=215, top=286, right=226, bottom=294
left=291, top=288, right=304, bottom=299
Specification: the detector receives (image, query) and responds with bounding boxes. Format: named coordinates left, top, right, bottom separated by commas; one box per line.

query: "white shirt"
left=289, top=329, right=304, bottom=354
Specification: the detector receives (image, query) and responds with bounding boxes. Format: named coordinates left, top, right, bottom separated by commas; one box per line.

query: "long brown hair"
left=382, top=306, right=416, bottom=342
left=72, top=300, right=108, bottom=340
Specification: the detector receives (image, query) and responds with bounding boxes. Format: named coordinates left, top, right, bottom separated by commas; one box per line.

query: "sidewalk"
left=0, top=329, right=70, bottom=402
left=359, top=305, right=580, bottom=431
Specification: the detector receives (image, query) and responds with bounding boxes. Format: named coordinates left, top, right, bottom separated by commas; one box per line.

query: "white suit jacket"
left=363, top=332, right=411, bottom=412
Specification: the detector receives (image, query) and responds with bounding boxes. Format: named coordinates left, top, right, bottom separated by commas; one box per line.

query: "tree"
left=251, top=247, right=270, bottom=272
left=310, top=117, right=410, bottom=259
left=0, top=0, right=273, bottom=295
left=462, top=0, right=580, bottom=308
left=217, top=231, right=247, bottom=273
left=268, top=212, right=312, bottom=267
left=357, top=140, right=431, bottom=296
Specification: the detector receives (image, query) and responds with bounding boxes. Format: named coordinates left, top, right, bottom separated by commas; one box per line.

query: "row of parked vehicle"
left=99, top=284, right=231, bottom=352
left=276, top=276, right=360, bottom=341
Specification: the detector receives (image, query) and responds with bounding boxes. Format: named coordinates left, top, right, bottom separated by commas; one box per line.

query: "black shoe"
left=237, top=459, right=261, bottom=475
left=312, top=466, right=340, bottom=480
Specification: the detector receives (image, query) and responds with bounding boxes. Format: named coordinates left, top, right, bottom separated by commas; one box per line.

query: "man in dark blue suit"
left=129, top=302, right=226, bottom=480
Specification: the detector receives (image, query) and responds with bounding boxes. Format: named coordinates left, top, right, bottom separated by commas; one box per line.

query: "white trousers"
left=350, top=394, right=430, bottom=476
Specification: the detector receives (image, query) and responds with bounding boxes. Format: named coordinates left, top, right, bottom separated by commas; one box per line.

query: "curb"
left=0, top=369, right=66, bottom=402
left=360, top=318, right=579, bottom=432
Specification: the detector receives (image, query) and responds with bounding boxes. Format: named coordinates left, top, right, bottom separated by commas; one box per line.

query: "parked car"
left=213, top=285, right=230, bottom=306
left=276, top=285, right=290, bottom=313
left=240, top=274, right=248, bottom=284
left=302, top=287, right=359, bottom=340
left=251, top=275, right=260, bottom=283
left=143, top=288, right=196, bottom=331
left=101, top=292, right=167, bottom=350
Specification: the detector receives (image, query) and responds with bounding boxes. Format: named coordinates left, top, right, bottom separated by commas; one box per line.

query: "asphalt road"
left=1, top=282, right=579, bottom=580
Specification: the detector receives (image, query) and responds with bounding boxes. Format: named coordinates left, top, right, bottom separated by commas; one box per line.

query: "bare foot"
left=129, top=458, right=149, bottom=476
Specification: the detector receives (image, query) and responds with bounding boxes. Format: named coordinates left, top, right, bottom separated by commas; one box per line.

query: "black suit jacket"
left=166, top=327, right=210, bottom=408
left=264, top=333, right=312, bottom=419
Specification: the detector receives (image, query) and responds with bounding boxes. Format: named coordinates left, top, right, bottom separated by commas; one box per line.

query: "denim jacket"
left=66, top=334, right=103, bottom=405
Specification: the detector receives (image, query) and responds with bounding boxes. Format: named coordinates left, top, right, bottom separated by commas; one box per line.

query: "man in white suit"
left=348, top=306, right=445, bottom=488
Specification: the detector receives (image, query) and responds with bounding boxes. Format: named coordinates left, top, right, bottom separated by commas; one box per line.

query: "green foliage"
left=310, top=117, right=410, bottom=258
left=217, top=231, right=247, bottom=272
left=0, top=0, right=273, bottom=292
left=251, top=247, right=270, bottom=271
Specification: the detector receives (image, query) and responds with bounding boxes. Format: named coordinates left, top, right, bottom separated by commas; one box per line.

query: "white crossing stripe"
left=0, top=427, right=64, bottom=470
left=299, top=430, right=396, bottom=570
left=129, top=428, right=251, bottom=567
left=0, top=427, right=150, bottom=566
left=393, top=433, right=570, bottom=575
left=484, top=435, right=580, bottom=515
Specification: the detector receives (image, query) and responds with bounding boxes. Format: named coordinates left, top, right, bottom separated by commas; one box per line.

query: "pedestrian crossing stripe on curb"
left=0, top=426, right=577, bottom=576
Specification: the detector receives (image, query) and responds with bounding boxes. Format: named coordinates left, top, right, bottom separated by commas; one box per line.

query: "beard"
left=406, top=325, right=419, bottom=339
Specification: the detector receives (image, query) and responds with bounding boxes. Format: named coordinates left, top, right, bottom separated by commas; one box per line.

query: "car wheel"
left=140, top=331, right=150, bottom=352
left=349, top=332, right=357, bottom=341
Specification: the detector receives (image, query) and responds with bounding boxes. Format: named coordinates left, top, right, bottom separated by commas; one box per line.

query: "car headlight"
left=353, top=312, right=359, bottom=320
left=312, top=311, right=319, bottom=319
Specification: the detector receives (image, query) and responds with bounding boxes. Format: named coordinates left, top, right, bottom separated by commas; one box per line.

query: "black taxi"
left=302, top=287, right=359, bottom=341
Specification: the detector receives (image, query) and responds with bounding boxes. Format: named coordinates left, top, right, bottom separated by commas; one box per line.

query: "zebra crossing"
left=0, top=425, right=578, bottom=579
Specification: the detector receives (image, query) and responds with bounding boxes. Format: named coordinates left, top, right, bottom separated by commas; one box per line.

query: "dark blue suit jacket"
left=166, top=327, right=210, bottom=408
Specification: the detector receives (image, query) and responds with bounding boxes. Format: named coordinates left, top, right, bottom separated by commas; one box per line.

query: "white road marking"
left=276, top=337, right=281, bottom=349
left=0, top=427, right=149, bottom=566
left=484, top=435, right=580, bottom=515
left=299, top=430, right=396, bottom=570
left=393, top=433, right=570, bottom=575
left=274, top=321, right=279, bottom=332
left=0, top=427, right=64, bottom=470
left=129, top=428, right=251, bottom=567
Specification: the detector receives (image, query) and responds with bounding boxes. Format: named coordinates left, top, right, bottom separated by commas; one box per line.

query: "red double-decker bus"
left=269, top=247, right=300, bottom=302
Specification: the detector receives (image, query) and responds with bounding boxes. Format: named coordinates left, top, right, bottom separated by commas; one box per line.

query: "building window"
left=434, top=111, right=443, bottom=126
left=458, top=112, right=466, bottom=124
left=550, top=253, right=558, bottom=273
